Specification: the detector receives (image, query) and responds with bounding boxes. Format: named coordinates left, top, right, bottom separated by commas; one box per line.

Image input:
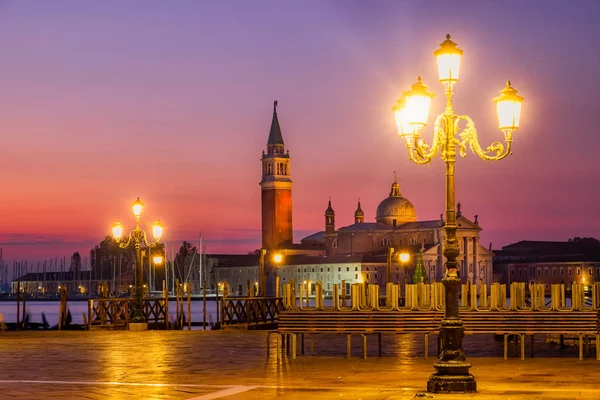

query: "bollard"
left=315, top=282, right=324, bottom=311
left=350, top=284, right=360, bottom=311
left=550, top=284, right=560, bottom=311
left=390, top=284, right=400, bottom=311
left=461, top=284, right=469, bottom=307
left=369, top=284, right=379, bottom=311
left=341, top=280, right=346, bottom=308
left=333, top=284, right=340, bottom=310
left=479, top=283, right=487, bottom=308
left=470, top=286, right=478, bottom=311
left=298, top=283, right=304, bottom=310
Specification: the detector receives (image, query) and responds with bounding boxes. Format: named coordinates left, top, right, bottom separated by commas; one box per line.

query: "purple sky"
left=0, top=0, right=599, bottom=264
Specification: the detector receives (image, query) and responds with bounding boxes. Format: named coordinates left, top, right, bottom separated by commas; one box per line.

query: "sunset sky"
left=0, top=1, right=599, bottom=267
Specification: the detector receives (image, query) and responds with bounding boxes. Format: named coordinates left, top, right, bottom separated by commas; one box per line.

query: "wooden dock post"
left=16, top=281, right=20, bottom=331
left=187, top=282, right=192, bottom=331
left=203, top=280, right=207, bottom=331
left=216, top=281, right=221, bottom=327
left=22, top=286, right=27, bottom=329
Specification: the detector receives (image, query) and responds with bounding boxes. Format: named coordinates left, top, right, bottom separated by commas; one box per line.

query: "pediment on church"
left=456, top=216, right=482, bottom=231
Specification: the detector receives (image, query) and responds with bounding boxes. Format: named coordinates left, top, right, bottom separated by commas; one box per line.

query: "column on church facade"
left=473, top=236, right=479, bottom=284
left=463, top=236, right=469, bottom=283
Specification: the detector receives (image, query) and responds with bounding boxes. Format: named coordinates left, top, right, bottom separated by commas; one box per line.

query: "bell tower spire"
left=260, top=100, right=293, bottom=250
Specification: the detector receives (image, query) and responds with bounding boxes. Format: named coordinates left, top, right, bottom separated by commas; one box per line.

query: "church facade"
left=300, top=179, right=494, bottom=285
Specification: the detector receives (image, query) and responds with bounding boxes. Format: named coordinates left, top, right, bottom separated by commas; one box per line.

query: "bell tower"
left=260, top=101, right=293, bottom=250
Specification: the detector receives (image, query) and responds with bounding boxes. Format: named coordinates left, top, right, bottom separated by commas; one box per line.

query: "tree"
left=70, top=252, right=82, bottom=274
left=174, top=241, right=197, bottom=283
left=90, top=236, right=136, bottom=280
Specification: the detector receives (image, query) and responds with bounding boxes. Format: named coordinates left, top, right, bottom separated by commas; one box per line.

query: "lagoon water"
left=0, top=300, right=220, bottom=328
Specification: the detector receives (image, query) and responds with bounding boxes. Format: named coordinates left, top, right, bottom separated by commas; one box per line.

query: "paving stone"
left=0, top=330, right=598, bottom=399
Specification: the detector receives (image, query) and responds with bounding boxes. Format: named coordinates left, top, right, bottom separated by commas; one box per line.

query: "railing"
left=88, top=298, right=168, bottom=330
left=283, top=281, right=600, bottom=312
left=221, top=297, right=284, bottom=328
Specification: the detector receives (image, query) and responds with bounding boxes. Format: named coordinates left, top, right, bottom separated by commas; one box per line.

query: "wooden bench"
left=271, top=309, right=599, bottom=361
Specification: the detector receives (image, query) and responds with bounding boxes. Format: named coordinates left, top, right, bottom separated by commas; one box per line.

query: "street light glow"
left=404, top=76, right=435, bottom=128
left=434, top=34, right=463, bottom=86
left=152, top=220, right=163, bottom=241
left=153, top=255, right=163, bottom=264
left=112, top=221, right=124, bottom=241
left=494, top=81, right=524, bottom=132
left=399, top=253, right=410, bottom=263
left=132, top=197, right=144, bottom=218
left=273, top=253, right=283, bottom=263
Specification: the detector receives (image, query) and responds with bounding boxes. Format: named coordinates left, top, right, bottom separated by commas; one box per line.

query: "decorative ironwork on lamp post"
left=392, top=34, right=524, bottom=393
left=111, top=197, right=164, bottom=324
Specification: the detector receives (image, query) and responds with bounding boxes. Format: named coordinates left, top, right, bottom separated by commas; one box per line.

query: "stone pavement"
left=0, top=330, right=599, bottom=399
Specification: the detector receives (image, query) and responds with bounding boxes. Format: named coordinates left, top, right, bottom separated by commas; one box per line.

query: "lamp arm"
left=140, top=230, right=159, bottom=248
left=415, top=114, right=444, bottom=160
left=117, top=232, right=134, bottom=249
left=456, top=115, right=512, bottom=161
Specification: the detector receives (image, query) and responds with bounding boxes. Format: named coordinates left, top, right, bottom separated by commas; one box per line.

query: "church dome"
left=375, top=177, right=416, bottom=227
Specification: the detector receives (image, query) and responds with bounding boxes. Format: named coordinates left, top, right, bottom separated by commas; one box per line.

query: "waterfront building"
left=493, top=239, right=600, bottom=290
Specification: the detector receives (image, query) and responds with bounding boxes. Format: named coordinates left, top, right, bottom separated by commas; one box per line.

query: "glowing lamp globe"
left=494, top=81, right=524, bottom=132
left=153, top=255, right=163, bottom=264
left=112, top=221, right=124, bottom=241
left=132, top=197, right=144, bottom=218
left=152, top=220, right=164, bottom=241
left=273, top=253, right=283, bottom=264
left=404, top=77, right=435, bottom=127
left=392, top=96, right=415, bottom=138
left=399, top=253, right=410, bottom=263
left=434, top=34, right=463, bottom=85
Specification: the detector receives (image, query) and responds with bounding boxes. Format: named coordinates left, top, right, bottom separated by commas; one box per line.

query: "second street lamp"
left=392, top=34, right=524, bottom=393
left=112, top=197, right=164, bottom=328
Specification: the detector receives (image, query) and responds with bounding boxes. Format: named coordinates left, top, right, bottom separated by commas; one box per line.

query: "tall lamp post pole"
left=112, top=198, right=164, bottom=326
left=392, top=35, right=524, bottom=393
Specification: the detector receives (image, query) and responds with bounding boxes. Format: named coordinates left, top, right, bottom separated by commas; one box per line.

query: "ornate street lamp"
left=112, top=197, right=164, bottom=327
left=259, top=249, right=285, bottom=297
left=392, top=34, right=523, bottom=393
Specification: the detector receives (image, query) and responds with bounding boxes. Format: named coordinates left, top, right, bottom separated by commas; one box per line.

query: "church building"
left=212, top=101, right=494, bottom=296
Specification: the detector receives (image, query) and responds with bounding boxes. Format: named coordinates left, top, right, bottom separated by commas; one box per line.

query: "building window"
left=332, top=239, right=338, bottom=248
left=355, top=274, right=358, bottom=279
left=597, top=268, right=600, bottom=276
left=577, top=268, right=581, bottom=276
left=568, top=267, right=572, bottom=276
left=355, top=267, right=358, bottom=271
left=545, top=268, right=548, bottom=276
left=338, top=267, right=341, bottom=272
left=553, top=268, right=556, bottom=276
left=392, top=219, right=397, bottom=227
left=560, top=268, right=564, bottom=275
left=347, top=267, right=349, bottom=272
left=366, top=273, right=370, bottom=280
left=320, top=268, right=323, bottom=272
left=423, top=238, right=427, bottom=244
left=375, top=273, right=378, bottom=279
left=537, top=268, right=540, bottom=276
left=589, top=268, right=593, bottom=275
left=366, top=267, right=369, bottom=271
left=381, top=238, right=391, bottom=247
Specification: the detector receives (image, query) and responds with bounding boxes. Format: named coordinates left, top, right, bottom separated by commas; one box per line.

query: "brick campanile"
left=260, top=100, right=293, bottom=250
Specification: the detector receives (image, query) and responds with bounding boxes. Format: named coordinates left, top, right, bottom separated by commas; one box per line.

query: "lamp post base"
left=427, top=370, right=476, bottom=393
left=128, top=322, right=148, bottom=331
